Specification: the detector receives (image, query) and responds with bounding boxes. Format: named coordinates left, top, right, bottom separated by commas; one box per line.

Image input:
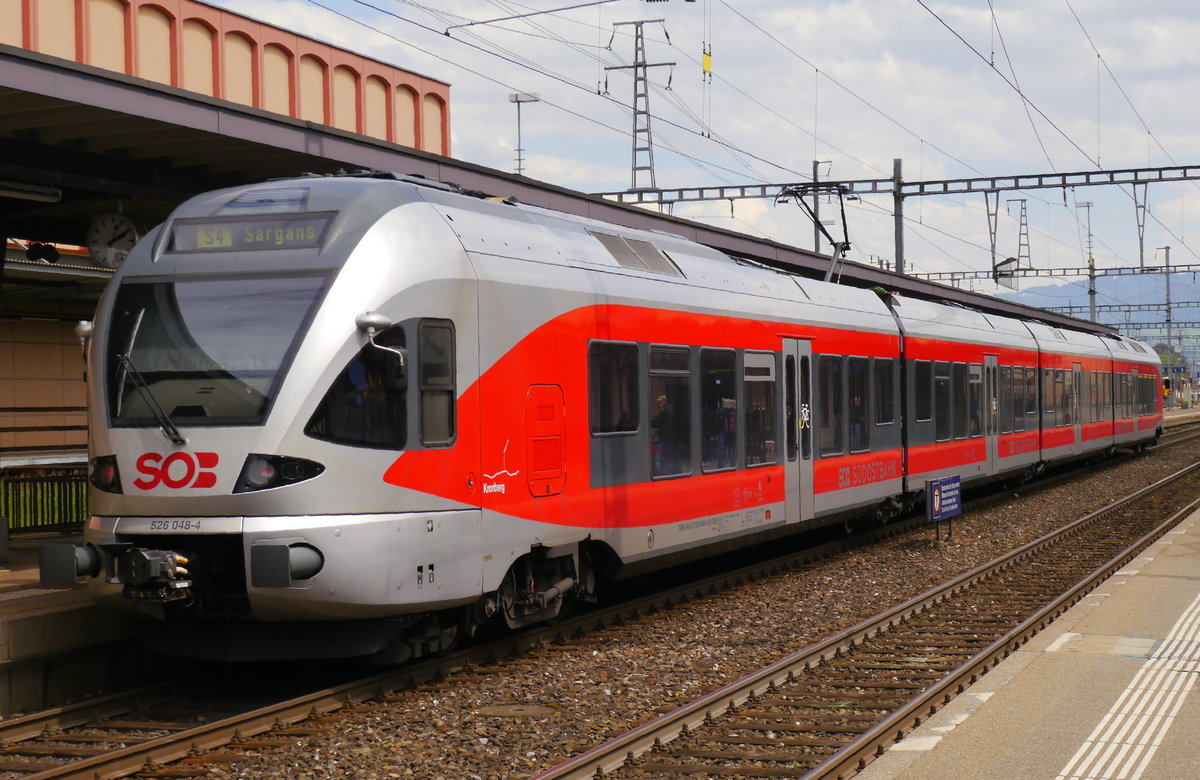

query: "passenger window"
left=1011, top=368, right=1024, bottom=433
left=1065, top=369, right=1075, bottom=424
left=700, top=349, right=737, bottom=471
left=1042, top=369, right=1056, bottom=426
left=967, top=364, right=982, bottom=438
left=933, top=362, right=952, bottom=442
left=949, top=363, right=968, bottom=439
left=785, top=355, right=797, bottom=462
left=305, top=325, right=407, bottom=449
left=1087, top=373, right=1097, bottom=424
left=650, top=347, right=691, bottom=478
left=848, top=357, right=869, bottom=453
left=418, top=321, right=455, bottom=446
left=915, top=360, right=933, bottom=422
left=589, top=342, right=639, bottom=434
left=744, top=351, right=778, bottom=466
left=874, top=359, right=895, bottom=426
left=1024, top=367, right=1038, bottom=417
left=1000, top=366, right=1013, bottom=434
left=818, top=355, right=844, bottom=456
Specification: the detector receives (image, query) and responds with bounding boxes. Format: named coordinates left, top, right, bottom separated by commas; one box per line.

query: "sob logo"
left=134, top=452, right=219, bottom=490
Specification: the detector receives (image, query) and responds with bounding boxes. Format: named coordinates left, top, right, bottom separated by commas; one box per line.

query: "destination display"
left=171, top=214, right=332, bottom=252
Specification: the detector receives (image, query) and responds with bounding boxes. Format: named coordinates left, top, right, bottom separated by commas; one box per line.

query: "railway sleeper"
left=734, top=710, right=884, bottom=724
left=728, top=719, right=872, bottom=735
left=0, top=757, right=63, bottom=772
left=672, top=748, right=833, bottom=762
left=767, top=694, right=911, bottom=709
left=758, top=691, right=906, bottom=705
left=5, top=744, right=111, bottom=757
left=799, top=680, right=928, bottom=690
left=632, top=761, right=826, bottom=777
left=835, top=658, right=961, bottom=670
left=711, top=734, right=848, bottom=749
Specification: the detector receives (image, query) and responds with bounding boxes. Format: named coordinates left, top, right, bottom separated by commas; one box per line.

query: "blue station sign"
left=927, top=475, right=962, bottom=523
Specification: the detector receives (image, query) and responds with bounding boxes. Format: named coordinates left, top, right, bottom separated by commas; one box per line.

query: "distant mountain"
left=995, top=273, right=1200, bottom=330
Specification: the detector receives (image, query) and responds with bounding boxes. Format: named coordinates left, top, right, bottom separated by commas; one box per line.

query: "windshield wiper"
left=117, top=353, right=187, bottom=445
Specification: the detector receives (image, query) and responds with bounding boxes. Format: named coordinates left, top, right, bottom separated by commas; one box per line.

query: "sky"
left=205, top=0, right=1200, bottom=332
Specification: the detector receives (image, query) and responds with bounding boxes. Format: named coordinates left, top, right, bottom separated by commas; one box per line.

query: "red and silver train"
left=41, top=172, right=1164, bottom=661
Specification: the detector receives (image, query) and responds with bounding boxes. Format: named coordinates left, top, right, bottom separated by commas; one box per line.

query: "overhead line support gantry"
left=594, top=162, right=1200, bottom=279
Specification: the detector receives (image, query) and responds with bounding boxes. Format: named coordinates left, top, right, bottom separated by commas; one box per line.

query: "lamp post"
left=509, top=92, right=540, bottom=176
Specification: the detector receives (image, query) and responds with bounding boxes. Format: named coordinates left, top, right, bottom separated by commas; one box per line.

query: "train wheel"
left=498, top=569, right=521, bottom=629
left=433, top=607, right=474, bottom=656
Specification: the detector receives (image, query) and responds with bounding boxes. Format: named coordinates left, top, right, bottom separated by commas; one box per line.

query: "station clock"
left=86, top=212, right=140, bottom=268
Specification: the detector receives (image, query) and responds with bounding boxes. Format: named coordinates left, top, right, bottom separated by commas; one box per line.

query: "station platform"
left=1, top=533, right=70, bottom=588
left=858, top=505, right=1200, bottom=780
left=0, top=534, right=136, bottom=713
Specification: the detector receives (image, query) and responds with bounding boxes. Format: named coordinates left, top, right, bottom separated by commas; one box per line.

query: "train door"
left=783, top=339, right=814, bottom=524
left=1130, top=366, right=1140, bottom=430
left=526, top=384, right=566, bottom=497
left=984, top=355, right=999, bottom=473
left=1072, top=363, right=1083, bottom=449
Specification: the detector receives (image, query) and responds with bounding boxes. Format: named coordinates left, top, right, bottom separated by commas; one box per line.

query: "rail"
left=532, top=460, right=1200, bottom=779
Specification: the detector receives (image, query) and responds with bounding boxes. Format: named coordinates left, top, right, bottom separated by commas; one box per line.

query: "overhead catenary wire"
left=272, top=1, right=1196, bottom=287
left=306, top=0, right=792, bottom=185
left=352, top=0, right=817, bottom=181
left=985, top=0, right=1056, bottom=171
left=915, top=0, right=1199, bottom=267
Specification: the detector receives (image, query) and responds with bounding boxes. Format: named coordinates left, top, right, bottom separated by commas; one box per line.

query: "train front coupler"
left=100, top=543, right=193, bottom=603
left=40, top=541, right=192, bottom=603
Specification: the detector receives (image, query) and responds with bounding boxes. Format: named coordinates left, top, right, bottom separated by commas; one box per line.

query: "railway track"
left=533, top=460, right=1200, bottom=779
left=2, top=431, right=1195, bottom=780
left=0, top=521, right=925, bottom=778
left=1155, top=418, right=1200, bottom=446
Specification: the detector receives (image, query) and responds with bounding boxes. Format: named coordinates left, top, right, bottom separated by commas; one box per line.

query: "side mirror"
left=355, top=311, right=407, bottom=369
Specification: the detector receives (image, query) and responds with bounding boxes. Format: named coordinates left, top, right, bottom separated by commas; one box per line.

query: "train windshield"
left=106, top=274, right=327, bottom=427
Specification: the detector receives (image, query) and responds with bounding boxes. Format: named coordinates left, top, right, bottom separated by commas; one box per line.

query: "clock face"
left=87, top=213, right=139, bottom=268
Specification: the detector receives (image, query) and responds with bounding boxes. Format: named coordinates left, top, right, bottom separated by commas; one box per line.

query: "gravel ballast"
left=208, top=446, right=1196, bottom=780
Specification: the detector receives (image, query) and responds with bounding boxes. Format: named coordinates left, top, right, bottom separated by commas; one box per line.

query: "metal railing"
left=0, top=469, right=88, bottom=534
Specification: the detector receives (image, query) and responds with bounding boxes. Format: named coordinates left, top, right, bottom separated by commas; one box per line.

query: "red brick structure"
left=0, top=0, right=451, bottom=155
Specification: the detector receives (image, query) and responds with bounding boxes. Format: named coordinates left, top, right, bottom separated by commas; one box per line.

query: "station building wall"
left=1, top=0, right=452, bottom=155
left=0, top=318, right=87, bottom=461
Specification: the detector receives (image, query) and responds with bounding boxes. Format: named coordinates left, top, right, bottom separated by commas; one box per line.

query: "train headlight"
left=243, top=457, right=277, bottom=489
left=89, top=455, right=122, bottom=493
left=234, top=454, right=325, bottom=493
